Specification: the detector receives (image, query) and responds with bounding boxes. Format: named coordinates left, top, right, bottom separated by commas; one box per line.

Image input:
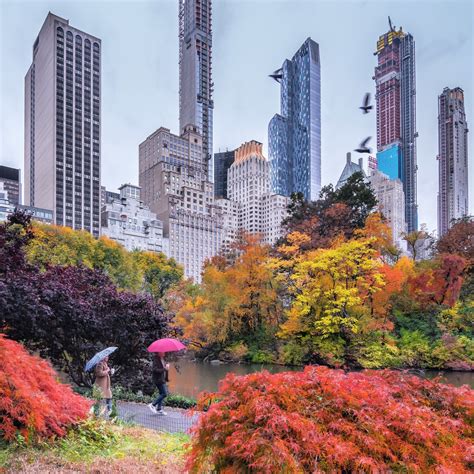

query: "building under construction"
left=374, top=18, right=418, bottom=232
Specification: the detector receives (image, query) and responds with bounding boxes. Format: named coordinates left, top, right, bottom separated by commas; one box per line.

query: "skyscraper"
left=214, top=149, right=235, bottom=199
left=268, top=37, right=321, bottom=201
left=374, top=19, right=417, bottom=232
left=227, top=140, right=289, bottom=245
left=25, top=13, right=101, bottom=236
left=139, top=125, right=228, bottom=282
left=179, top=0, right=214, bottom=180
left=437, top=87, right=469, bottom=236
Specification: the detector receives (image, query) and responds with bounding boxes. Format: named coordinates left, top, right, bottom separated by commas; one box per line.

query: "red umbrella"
left=147, top=338, right=186, bottom=353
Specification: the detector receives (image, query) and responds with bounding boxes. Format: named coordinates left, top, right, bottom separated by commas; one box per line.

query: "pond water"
left=167, top=359, right=474, bottom=399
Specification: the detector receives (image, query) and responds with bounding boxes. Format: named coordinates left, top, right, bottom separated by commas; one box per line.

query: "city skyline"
left=1, top=0, right=473, bottom=234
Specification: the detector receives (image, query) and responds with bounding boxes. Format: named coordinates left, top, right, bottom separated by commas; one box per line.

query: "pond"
left=167, top=359, right=474, bottom=399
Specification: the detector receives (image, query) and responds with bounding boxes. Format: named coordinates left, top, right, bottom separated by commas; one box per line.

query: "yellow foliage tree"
left=279, top=238, right=386, bottom=364
left=27, top=222, right=182, bottom=294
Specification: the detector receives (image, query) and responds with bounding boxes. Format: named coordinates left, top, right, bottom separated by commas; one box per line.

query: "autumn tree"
left=0, top=211, right=172, bottom=392
left=0, top=335, right=91, bottom=442
left=279, top=238, right=386, bottom=366
left=407, top=254, right=467, bottom=309
left=26, top=221, right=182, bottom=295
left=188, top=367, right=474, bottom=473
left=281, top=172, right=378, bottom=251
left=436, top=216, right=474, bottom=263
left=176, top=234, right=283, bottom=361
left=437, top=217, right=474, bottom=301
left=402, top=224, right=435, bottom=261
left=132, top=250, right=183, bottom=299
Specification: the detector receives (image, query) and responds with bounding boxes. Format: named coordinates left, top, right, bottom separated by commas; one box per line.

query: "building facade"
left=101, top=184, right=163, bottom=253
left=437, top=87, right=469, bottom=236
left=214, top=149, right=235, bottom=199
left=25, top=13, right=101, bottom=236
left=0, top=182, right=53, bottom=223
left=0, top=166, right=21, bottom=205
left=101, top=185, right=120, bottom=207
left=139, top=125, right=226, bottom=281
left=374, top=21, right=417, bottom=232
left=336, top=153, right=366, bottom=189
left=268, top=37, right=321, bottom=201
left=179, top=0, right=214, bottom=180
left=369, top=169, right=407, bottom=249
left=227, top=140, right=289, bottom=245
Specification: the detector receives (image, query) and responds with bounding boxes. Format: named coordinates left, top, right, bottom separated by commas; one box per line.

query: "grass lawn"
left=0, top=419, right=189, bottom=473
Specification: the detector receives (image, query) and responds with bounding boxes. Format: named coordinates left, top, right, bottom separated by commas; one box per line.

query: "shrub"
left=187, top=366, right=474, bottom=473
left=0, top=211, right=173, bottom=392
left=247, top=349, right=274, bottom=364
left=0, top=335, right=91, bottom=443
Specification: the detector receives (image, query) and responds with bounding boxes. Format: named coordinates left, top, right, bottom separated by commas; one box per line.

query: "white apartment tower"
left=179, top=0, right=214, bottom=180
left=25, top=13, right=101, bottom=236
left=369, top=169, right=407, bottom=249
left=101, top=184, right=164, bottom=253
left=227, top=141, right=289, bottom=245
left=437, top=87, right=469, bottom=236
left=139, top=125, right=226, bottom=281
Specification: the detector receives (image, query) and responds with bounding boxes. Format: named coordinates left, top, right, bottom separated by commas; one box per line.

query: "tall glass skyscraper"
left=374, top=21, right=418, bottom=232
left=178, top=0, right=214, bottom=181
left=268, top=38, right=321, bottom=202
left=214, top=149, right=235, bottom=199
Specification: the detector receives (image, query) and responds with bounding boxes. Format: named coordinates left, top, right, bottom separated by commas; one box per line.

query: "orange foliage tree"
left=175, top=234, right=283, bottom=361
left=408, top=254, right=467, bottom=309
left=187, top=367, right=474, bottom=473
left=0, top=334, right=91, bottom=442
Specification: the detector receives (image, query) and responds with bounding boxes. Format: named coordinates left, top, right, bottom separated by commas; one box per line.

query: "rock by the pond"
left=210, top=359, right=223, bottom=365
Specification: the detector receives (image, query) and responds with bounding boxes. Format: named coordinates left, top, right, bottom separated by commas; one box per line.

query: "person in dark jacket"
left=148, top=352, right=169, bottom=415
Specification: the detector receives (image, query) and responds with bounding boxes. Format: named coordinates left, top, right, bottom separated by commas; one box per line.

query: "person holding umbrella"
left=85, top=346, right=117, bottom=416
left=147, top=338, right=185, bottom=416
left=94, top=356, right=114, bottom=415
left=148, top=352, right=170, bottom=415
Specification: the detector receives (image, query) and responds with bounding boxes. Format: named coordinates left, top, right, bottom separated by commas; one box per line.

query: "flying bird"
left=354, top=137, right=372, bottom=154
left=269, top=68, right=283, bottom=82
left=360, top=93, right=373, bottom=114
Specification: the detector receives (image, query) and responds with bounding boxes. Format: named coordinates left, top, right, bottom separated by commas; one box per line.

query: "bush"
left=0, top=335, right=91, bottom=443
left=0, top=211, right=173, bottom=392
left=247, top=349, right=274, bottom=364
left=187, top=366, right=473, bottom=473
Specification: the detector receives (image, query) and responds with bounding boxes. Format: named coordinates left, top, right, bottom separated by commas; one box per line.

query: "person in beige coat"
left=94, top=356, right=113, bottom=414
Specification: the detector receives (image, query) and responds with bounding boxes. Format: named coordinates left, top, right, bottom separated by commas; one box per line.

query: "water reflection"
left=167, top=360, right=473, bottom=399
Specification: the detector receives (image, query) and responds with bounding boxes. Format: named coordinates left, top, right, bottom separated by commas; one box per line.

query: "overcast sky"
left=1, top=0, right=472, bottom=232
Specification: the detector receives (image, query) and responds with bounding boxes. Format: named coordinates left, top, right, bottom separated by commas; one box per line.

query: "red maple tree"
left=187, top=366, right=474, bottom=473
left=0, top=334, right=91, bottom=442
left=408, top=253, right=467, bottom=308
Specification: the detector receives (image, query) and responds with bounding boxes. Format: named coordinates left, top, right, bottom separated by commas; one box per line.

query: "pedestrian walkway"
left=117, top=401, right=199, bottom=434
